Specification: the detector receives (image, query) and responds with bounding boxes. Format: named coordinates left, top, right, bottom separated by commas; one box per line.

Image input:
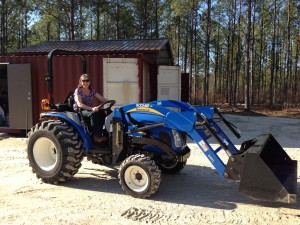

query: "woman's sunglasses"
left=82, top=80, right=90, bottom=82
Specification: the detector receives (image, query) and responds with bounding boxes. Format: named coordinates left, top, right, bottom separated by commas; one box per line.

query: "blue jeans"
left=81, top=110, right=105, bottom=135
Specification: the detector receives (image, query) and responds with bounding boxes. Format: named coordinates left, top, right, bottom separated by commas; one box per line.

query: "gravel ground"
left=0, top=114, right=299, bottom=225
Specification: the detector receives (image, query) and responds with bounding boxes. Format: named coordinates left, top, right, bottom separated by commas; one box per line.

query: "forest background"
left=0, top=0, right=299, bottom=110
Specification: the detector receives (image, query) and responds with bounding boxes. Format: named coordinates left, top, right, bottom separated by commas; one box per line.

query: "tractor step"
left=89, top=147, right=111, bottom=154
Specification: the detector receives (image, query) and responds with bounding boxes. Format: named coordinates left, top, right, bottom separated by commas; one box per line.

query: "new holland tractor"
left=26, top=50, right=297, bottom=203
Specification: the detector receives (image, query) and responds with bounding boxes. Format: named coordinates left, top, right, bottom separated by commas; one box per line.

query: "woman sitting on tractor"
left=73, top=74, right=108, bottom=144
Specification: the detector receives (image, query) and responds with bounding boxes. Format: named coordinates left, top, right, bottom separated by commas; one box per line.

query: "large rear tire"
left=118, top=154, right=161, bottom=198
left=27, top=120, right=84, bottom=184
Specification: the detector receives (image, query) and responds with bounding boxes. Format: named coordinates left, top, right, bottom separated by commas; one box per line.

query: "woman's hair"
left=78, top=74, right=92, bottom=89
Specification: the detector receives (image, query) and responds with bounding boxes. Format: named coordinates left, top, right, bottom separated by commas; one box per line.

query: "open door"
left=7, top=64, right=32, bottom=130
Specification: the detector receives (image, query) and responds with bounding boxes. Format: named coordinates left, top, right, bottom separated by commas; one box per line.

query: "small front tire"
left=118, top=154, right=161, bottom=198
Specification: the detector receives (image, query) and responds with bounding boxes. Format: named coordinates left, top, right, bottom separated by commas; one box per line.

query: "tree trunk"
left=285, top=0, right=291, bottom=107
left=293, top=26, right=299, bottom=103
left=234, top=0, right=242, bottom=105
left=269, top=0, right=277, bottom=108
left=154, top=0, right=159, bottom=38
left=0, top=0, right=7, bottom=55
left=69, top=0, right=75, bottom=40
left=142, top=0, right=148, bottom=38
left=190, top=0, right=195, bottom=104
left=257, top=4, right=264, bottom=104
left=177, top=16, right=180, bottom=66
left=193, top=11, right=199, bottom=104
left=230, top=0, right=237, bottom=106
left=115, top=0, right=120, bottom=39
left=214, top=28, right=220, bottom=103
left=251, top=1, right=256, bottom=105
left=203, top=0, right=211, bottom=105
left=225, top=20, right=231, bottom=103
left=96, top=1, right=100, bottom=39
left=244, top=0, right=252, bottom=111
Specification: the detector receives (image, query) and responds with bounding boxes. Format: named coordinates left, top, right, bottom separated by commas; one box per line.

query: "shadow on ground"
left=63, top=163, right=299, bottom=211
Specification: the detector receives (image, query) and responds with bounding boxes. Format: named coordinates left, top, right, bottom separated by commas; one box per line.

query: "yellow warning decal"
left=127, top=107, right=164, bottom=116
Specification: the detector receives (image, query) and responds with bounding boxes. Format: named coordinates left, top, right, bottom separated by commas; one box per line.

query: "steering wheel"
left=85, top=100, right=116, bottom=119
left=96, top=100, right=116, bottom=110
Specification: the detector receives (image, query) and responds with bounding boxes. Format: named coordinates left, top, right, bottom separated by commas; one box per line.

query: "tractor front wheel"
left=27, top=120, right=84, bottom=184
left=118, top=154, right=161, bottom=198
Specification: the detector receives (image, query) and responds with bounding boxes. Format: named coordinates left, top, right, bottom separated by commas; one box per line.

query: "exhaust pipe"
left=224, top=133, right=297, bottom=204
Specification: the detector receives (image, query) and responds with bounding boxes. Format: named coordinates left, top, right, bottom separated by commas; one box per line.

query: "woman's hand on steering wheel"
left=96, top=100, right=116, bottom=110
left=92, top=107, right=99, bottom=112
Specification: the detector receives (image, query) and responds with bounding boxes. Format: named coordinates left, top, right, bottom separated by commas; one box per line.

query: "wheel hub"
left=33, top=137, right=58, bottom=171
left=124, top=165, right=149, bottom=192
left=135, top=172, right=142, bottom=181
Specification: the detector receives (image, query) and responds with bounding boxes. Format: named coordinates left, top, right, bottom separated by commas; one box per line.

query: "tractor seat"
left=65, top=91, right=75, bottom=112
left=55, top=91, right=75, bottom=112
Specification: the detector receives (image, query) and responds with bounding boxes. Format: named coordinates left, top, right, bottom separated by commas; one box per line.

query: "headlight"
left=172, top=129, right=183, bottom=148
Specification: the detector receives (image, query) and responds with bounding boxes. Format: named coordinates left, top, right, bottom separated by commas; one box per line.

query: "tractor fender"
left=40, top=111, right=92, bottom=150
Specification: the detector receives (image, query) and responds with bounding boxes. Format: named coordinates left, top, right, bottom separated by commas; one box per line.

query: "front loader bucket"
left=226, top=133, right=297, bottom=204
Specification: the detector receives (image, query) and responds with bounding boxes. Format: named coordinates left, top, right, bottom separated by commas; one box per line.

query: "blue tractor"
left=26, top=50, right=297, bottom=203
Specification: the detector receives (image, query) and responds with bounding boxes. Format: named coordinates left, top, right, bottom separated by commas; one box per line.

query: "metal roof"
left=12, top=39, right=174, bottom=65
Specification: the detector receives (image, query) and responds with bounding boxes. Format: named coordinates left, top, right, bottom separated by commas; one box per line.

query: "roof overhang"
left=12, top=39, right=174, bottom=66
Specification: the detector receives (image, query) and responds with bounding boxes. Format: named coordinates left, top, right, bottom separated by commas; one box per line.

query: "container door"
left=103, top=58, right=139, bottom=107
left=7, top=64, right=32, bottom=129
left=157, top=66, right=181, bottom=101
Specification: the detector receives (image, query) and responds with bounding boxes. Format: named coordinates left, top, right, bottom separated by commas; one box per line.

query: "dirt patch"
left=0, top=114, right=300, bottom=225
left=217, top=104, right=300, bottom=119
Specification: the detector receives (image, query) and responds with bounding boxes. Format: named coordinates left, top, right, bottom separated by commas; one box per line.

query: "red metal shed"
left=0, top=39, right=185, bottom=133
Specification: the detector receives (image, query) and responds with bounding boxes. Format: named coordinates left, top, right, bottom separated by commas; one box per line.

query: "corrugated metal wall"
left=52, top=55, right=87, bottom=103
left=0, top=55, right=107, bottom=126
left=0, top=54, right=154, bottom=127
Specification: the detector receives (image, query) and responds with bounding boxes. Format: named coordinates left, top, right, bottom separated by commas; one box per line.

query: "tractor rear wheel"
left=27, top=120, right=84, bottom=184
left=118, top=154, right=161, bottom=198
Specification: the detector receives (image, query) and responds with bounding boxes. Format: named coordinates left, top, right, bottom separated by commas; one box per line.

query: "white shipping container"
left=103, top=58, right=181, bottom=106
